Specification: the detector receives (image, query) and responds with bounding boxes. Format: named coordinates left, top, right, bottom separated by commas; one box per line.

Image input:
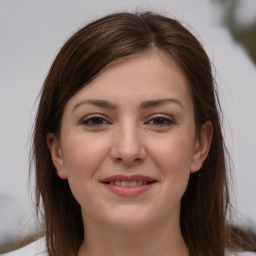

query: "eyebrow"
left=72, top=99, right=117, bottom=112
left=139, top=99, right=184, bottom=109
left=72, top=98, right=183, bottom=112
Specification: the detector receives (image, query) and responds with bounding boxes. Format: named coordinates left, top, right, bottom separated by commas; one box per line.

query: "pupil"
left=92, top=118, right=103, bottom=125
left=154, top=118, right=164, bottom=125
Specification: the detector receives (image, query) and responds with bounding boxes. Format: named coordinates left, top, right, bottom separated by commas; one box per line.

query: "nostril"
left=114, top=156, right=143, bottom=164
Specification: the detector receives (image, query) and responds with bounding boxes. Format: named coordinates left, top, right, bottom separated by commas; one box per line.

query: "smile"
left=107, top=180, right=153, bottom=187
left=100, top=175, right=157, bottom=196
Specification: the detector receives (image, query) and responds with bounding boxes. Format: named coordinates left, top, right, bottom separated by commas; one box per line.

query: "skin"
left=47, top=49, right=212, bottom=256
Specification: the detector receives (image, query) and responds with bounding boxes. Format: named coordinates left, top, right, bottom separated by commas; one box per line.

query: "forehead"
left=65, top=49, right=192, bottom=111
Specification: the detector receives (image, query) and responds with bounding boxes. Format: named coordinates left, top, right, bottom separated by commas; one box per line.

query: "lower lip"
left=103, top=183, right=155, bottom=197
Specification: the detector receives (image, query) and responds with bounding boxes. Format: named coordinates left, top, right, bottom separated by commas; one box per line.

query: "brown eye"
left=148, top=117, right=174, bottom=126
left=82, top=117, right=109, bottom=126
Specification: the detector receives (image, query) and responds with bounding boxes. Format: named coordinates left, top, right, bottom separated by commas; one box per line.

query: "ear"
left=46, top=133, right=67, bottom=179
left=190, top=121, right=213, bottom=173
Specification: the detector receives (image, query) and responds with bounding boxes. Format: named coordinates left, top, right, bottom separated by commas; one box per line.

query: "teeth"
left=129, top=181, right=137, bottom=187
left=121, top=181, right=128, bottom=187
left=137, top=180, right=143, bottom=186
left=115, top=181, right=121, bottom=186
left=108, top=181, right=151, bottom=187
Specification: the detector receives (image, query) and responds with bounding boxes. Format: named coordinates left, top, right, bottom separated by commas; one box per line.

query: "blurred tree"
left=231, top=225, right=256, bottom=252
left=0, top=233, right=40, bottom=254
left=211, top=1, right=256, bottom=251
left=213, top=0, right=256, bottom=65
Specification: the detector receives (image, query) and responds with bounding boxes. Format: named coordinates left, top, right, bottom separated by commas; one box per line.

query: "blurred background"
left=0, top=0, right=256, bottom=253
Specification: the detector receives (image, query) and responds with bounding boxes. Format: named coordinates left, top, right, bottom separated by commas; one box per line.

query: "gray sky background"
left=0, top=0, right=256, bottom=243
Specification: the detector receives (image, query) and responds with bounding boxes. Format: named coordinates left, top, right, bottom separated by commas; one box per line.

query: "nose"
left=110, top=121, right=146, bottom=166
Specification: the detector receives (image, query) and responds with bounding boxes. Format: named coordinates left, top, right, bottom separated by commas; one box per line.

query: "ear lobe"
left=190, top=121, right=213, bottom=173
left=47, top=133, right=67, bottom=179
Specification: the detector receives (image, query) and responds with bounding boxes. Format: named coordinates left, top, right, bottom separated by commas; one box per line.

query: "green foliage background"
left=214, top=0, right=256, bottom=64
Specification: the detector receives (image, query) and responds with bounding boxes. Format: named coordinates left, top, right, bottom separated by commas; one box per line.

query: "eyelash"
left=81, top=116, right=111, bottom=127
left=146, top=115, right=175, bottom=127
left=80, top=114, right=175, bottom=128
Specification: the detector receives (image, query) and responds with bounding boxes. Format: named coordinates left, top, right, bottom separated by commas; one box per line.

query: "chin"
left=108, top=218, right=153, bottom=233
left=99, top=206, right=161, bottom=232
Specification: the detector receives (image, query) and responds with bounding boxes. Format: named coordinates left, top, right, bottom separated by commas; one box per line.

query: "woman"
left=3, top=11, right=256, bottom=256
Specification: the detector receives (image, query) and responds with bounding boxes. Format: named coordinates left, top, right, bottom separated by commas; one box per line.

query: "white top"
left=227, top=252, right=256, bottom=256
left=1, top=238, right=255, bottom=256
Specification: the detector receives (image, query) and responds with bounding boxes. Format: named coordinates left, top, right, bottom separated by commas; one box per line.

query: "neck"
left=78, top=215, right=189, bottom=256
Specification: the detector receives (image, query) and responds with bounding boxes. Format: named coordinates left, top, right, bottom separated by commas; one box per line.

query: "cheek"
left=151, top=133, right=195, bottom=175
left=61, top=135, right=108, bottom=207
left=158, top=145, right=191, bottom=193
left=149, top=133, right=195, bottom=197
left=61, top=134, right=109, bottom=180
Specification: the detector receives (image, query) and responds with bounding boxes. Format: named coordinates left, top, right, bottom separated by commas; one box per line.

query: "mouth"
left=100, top=175, right=157, bottom=196
left=104, top=180, right=155, bottom=187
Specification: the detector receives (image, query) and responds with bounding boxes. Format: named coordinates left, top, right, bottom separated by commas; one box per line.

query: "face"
left=48, top=50, right=212, bottom=233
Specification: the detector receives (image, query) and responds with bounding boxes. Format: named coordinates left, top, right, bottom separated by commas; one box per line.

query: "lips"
left=100, top=175, right=157, bottom=196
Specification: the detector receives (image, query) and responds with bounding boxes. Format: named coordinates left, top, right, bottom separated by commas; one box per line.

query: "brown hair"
left=33, top=12, right=233, bottom=256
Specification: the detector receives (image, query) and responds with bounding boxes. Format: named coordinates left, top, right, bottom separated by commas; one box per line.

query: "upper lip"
left=100, top=175, right=157, bottom=183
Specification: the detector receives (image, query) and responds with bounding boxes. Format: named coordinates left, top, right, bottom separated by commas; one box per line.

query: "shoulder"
left=227, top=251, right=256, bottom=256
left=1, top=238, right=47, bottom=256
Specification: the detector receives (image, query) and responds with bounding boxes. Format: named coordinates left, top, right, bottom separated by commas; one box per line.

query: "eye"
left=81, top=116, right=110, bottom=127
left=147, top=116, right=175, bottom=127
